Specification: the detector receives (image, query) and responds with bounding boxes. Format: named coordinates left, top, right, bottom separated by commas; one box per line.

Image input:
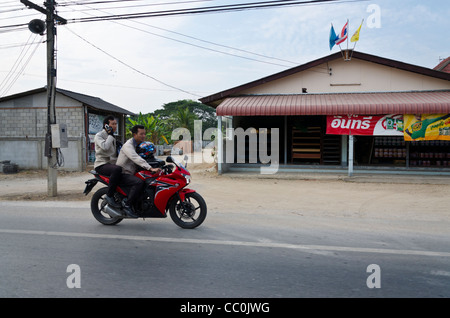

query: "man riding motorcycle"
left=116, top=125, right=160, bottom=218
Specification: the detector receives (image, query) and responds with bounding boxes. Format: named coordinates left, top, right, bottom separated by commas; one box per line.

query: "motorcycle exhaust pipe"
left=104, top=205, right=123, bottom=218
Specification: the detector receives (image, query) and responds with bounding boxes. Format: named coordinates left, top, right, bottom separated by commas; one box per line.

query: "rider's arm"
left=95, top=132, right=115, bottom=152
left=121, top=140, right=152, bottom=170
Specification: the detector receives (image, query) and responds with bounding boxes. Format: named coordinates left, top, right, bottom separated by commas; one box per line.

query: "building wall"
left=0, top=106, right=84, bottom=138
left=0, top=138, right=84, bottom=170
left=239, top=58, right=450, bottom=95
left=0, top=91, right=86, bottom=171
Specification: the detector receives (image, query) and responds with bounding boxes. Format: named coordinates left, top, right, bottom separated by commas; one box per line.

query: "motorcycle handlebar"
left=160, top=164, right=173, bottom=174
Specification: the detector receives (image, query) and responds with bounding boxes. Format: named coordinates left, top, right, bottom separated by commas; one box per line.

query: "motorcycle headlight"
left=183, top=174, right=191, bottom=184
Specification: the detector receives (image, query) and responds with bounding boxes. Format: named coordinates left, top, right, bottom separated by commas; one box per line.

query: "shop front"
left=201, top=50, right=450, bottom=175
left=326, top=113, right=450, bottom=175
left=212, top=91, right=450, bottom=175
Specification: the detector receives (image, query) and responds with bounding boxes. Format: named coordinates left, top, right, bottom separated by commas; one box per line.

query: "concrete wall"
left=0, top=137, right=85, bottom=171
left=0, top=91, right=86, bottom=171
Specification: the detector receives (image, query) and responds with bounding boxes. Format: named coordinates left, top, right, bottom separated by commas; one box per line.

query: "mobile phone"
left=105, top=124, right=110, bottom=130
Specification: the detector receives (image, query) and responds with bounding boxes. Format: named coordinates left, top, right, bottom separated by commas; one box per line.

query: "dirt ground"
left=1, top=159, right=450, bottom=228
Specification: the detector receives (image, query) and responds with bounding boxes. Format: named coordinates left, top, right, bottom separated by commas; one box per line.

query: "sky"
left=0, top=0, right=449, bottom=114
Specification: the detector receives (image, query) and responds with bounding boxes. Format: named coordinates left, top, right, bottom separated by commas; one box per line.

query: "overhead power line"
left=66, top=0, right=367, bottom=23
left=0, top=32, right=43, bottom=97
left=0, top=23, right=29, bottom=30
left=58, top=0, right=214, bottom=8
left=0, top=0, right=367, bottom=34
left=60, top=0, right=301, bottom=67
left=65, top=27, right=202, bottom=97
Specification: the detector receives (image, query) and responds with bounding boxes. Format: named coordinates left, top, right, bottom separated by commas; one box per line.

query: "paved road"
left=0, top=200, right=449, bottom=298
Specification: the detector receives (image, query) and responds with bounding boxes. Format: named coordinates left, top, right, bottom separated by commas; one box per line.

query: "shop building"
left=200, top=50, right=450, bottom=175
left=0, top=87, right=134, bottom=171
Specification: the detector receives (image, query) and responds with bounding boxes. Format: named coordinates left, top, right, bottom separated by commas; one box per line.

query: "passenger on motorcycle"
left=94, top=115, right=123, bottom=209
left=116, top=125, right=160, bottom=218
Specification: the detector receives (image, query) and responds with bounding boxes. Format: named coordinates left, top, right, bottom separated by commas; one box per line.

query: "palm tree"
left=127, top=113, right=168, bottom=145
left=173, top=107, right=197, bottom=130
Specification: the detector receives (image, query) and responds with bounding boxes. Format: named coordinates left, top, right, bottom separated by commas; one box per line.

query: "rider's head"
left=131, top=125, right=146, bottom=143
left=103, top=115, right=117, bottom=132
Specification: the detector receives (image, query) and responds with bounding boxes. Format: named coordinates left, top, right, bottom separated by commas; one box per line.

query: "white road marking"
left=0, top=228, right=449, bottom=257
left=430, top=270, right=450, bottom=277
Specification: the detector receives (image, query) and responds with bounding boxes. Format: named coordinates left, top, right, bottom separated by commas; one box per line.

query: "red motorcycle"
left=83, top=156, right=207, bottom=229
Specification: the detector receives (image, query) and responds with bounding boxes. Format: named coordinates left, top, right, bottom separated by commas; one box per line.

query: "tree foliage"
left=126, top=100, right=217, bottom=144
left=154, top=100, right=217, bottom=133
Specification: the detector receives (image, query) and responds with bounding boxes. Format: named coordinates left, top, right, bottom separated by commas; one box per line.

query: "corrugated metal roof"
left=57, top=88, right=135, bottom=116
left=434, top=56, right=450, bottom=73
left=216, top=91, right=450, bottom=116
left=200, top=51, right=450, bottom=106
left=0, top=87, right=135, bottom=116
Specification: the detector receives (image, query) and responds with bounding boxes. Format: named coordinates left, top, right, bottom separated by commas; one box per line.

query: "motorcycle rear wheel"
left=169, top=192, right=207, bottom=229
left=91, top=187, right=123, bottom=225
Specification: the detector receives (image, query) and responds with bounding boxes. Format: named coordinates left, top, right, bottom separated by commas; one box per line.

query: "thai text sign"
left=326, top=115, right=403, bottom=136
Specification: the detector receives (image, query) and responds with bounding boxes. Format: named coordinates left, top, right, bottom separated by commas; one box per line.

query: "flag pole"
left=331, top=21, right=345, bottom=59
left=351, top=40, right=358, bottom=59
left=350, top=19, right=364, bottom=60
left=346, top=18, right=349, bottom=52
left=338, top=43, right=345, bottom=60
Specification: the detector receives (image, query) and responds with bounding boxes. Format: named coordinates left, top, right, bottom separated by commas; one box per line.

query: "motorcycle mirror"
left=166, top=156, right=174, bottom=163
left=183, top=155, right=188, bottom=168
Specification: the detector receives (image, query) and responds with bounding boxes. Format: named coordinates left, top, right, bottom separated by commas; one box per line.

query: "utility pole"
left=46, top=0, right=58, bottom=197
left=20, top=0, right=66, bottom=196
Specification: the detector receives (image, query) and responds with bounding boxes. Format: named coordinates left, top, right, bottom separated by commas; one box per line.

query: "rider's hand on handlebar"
left=150, top=167, right=161, bottom=173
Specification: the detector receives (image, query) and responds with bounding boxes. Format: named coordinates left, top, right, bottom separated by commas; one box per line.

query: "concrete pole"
left=217, top=116, right=222, bottom=174
left=348, top=134, right=354, bottom=177
left=46, top=0, right=57, bottom=197
left=284, top=116, right=287, bottom=165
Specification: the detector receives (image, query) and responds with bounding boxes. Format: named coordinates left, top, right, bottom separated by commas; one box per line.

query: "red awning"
left=216, top=91, right=450, bottom=116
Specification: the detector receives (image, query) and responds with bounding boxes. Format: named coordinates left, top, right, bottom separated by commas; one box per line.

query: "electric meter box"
left=51, top=123, right=68, bottom=148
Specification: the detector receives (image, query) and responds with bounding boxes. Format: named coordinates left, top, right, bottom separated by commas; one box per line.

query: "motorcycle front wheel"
left=169, top=192, right=207, bottom=229
left=91, top=187, right=123, bottom=225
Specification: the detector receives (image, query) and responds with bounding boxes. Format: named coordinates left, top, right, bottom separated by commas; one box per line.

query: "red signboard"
left=326, top=115, right=404, bottom=136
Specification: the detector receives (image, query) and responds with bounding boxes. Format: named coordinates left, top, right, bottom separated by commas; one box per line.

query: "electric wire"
left=65, top=26, right=202, bottom=97
left=0, top=30, right=35, bottom=93
left=0, top=23, right=29, bottom=30
left=0, top=40, right=44, bottom=49
left=66, top=1, right=301, bottom=67
left=57, top=0, right=214, bottom=8
left=65, top=0, right=367, bottom=23
left=60, top=1, right=333, bottom=74
left=0, top=33, right=43, bottom=97
left=0, top=26, right=29, bottom=34
left=0, top=8, right=26, bottom=14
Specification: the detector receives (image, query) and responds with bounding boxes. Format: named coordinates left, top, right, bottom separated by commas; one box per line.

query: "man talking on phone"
left=93, top=115, right=123, bottom=209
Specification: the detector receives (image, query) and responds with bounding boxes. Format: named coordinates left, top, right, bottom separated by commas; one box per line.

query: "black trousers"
left=120, top=173, right=144, bottom=206
left=95, top=163, right=122, bottom=197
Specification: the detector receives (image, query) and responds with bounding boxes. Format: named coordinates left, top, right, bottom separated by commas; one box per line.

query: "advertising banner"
left=404, top=114, right=450, bottom=141
left=326, top=115, right=403, bottom=136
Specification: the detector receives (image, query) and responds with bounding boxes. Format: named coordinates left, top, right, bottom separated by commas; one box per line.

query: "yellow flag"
left=351, top=21, right=363, bottom=42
